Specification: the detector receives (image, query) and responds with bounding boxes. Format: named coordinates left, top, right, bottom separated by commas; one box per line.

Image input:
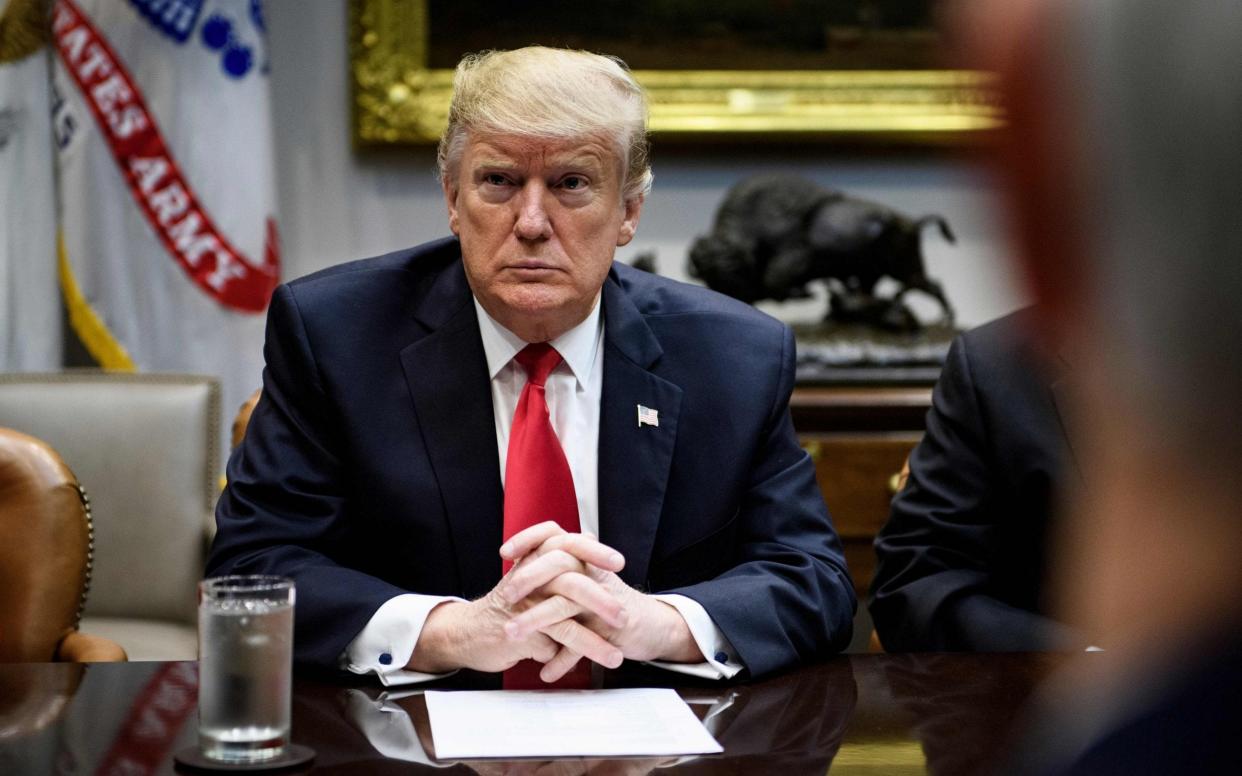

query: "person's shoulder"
left=611, top=262, right=785, bottom=335
left=950, top=307, right=1052, bottom=382
left=284, top=237, right=460, bottom=297
left=947, top=307, right=1062, bottom=417
left=958, top=307, right=1038, bottom=355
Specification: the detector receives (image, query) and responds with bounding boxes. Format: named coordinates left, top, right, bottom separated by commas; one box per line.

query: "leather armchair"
left=0, top=428, right=126, bottom=662
left=231, top=388, right=262, bottom=449
left=0, top=373, right=220, bottom=660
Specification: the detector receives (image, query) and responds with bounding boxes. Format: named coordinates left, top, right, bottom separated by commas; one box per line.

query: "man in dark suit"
left=869, top=309, right=1083, bottom=652
left=207, top=46, right=854, bottom=685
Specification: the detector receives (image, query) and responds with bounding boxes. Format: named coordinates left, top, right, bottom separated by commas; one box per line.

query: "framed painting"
left=349, top=0, right=1000, bottom=145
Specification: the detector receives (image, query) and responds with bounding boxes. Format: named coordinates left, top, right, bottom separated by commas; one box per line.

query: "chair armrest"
left=56, top=630, right=128, bottom=662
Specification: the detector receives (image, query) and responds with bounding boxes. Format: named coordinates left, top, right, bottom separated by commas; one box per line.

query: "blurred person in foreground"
left=966, top=0, right=1242, bottom=772
left=207, top=46, right=854, bottom=687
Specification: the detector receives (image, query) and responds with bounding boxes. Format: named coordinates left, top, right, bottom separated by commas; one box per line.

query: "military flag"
left=51, top=0, right=279, bottom=463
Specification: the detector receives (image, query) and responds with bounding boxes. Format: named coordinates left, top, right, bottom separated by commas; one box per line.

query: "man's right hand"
left=406, top=530, right=629, bottom=674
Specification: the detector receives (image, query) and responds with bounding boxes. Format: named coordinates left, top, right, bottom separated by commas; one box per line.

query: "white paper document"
left=425, top=688, right=724, bottom=759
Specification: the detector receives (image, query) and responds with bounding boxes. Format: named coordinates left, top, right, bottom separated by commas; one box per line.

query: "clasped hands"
left=410, top=522, right=701, bottom=681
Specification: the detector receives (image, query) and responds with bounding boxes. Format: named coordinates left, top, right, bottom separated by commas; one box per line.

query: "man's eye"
left=483, top=173, right=509, bottom=186
left=560, top=175, right=587, bottom=190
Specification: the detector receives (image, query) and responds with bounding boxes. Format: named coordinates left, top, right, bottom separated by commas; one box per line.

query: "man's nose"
left=513, top=183, right=553, bottom=241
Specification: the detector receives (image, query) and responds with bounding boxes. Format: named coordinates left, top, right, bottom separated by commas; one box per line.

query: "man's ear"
left=617, top=196, right=644, bottom=247
left=443, top=176, right=460, bottom=236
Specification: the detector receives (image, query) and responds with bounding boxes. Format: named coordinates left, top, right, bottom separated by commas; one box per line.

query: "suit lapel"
left=1042, top=340, right=1083, bottom=481
left=1048, top=374, right=1083, bottom=481
left=399, top=260, right=503, bottom=598
left=597, top=271, right=683, bottom=586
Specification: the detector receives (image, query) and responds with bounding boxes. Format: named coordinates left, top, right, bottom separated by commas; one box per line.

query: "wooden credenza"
left=790, top=385, right=933, bottom=601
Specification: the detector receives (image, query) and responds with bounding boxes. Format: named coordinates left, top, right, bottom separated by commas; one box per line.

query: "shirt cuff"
left=647, top=593, right=743, bottom=679
left=342, top=593, right=465, bottom=686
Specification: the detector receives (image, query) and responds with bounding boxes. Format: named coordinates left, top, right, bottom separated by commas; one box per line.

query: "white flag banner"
left=1, top=0, right=61, bottom=370
left=51, top=0, right=279, bottom=464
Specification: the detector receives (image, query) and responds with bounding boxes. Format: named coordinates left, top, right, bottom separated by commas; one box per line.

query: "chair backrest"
left=0, top=428, right=91, bottom=662
left=0, top=373, right=220, bottom=626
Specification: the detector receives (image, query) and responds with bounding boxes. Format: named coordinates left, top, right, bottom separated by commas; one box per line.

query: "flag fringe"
left=57, top=232, right=136, bottom=371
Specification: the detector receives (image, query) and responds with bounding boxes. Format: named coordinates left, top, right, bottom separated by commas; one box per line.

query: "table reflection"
left=295, top=660, right=857, bottom=774
left=836, top=653, right=1066, bottom=776
left=0, top=661, right=198, bottom=774
left=0, top=654, right=1067, bottom=775
left=0, top=661, right=84, bottom=740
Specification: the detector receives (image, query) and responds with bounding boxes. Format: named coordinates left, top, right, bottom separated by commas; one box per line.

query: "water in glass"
left=198, top=592, right=293, bottom=762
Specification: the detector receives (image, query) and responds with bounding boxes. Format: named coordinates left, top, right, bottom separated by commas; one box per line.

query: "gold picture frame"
left=349, top=0, right=1000, bottom=146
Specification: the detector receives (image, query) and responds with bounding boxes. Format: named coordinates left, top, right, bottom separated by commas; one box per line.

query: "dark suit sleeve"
left=207, top=285, right=409, bottom=669
left=665, top=325, right=857, bottom=676
left=869, top=334, right=1074, bottom=651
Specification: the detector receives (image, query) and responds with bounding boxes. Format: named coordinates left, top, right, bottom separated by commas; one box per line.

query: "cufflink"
left=714, top=652, right=729, bottom=664
left=379, top=652, right=393, bottom=666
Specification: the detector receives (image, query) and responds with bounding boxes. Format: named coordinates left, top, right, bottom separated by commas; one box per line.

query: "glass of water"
left=197, top=575, right=295, bottom=763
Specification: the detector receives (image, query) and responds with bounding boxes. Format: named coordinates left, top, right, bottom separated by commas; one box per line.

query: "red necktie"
left=502, top=343, right=590, bottom=688
left=503, top=343, right=580, bottom=566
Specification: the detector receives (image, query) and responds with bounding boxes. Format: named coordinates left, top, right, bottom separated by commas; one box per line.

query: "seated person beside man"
left=207, top=46, right=855, bottom=685
left=870, top=309, right=1083, bottom=652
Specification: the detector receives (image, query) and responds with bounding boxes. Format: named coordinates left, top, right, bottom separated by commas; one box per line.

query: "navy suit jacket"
left=208, top=238, right=854, bottom=677
left=869, top=310, right=1081, bottom=652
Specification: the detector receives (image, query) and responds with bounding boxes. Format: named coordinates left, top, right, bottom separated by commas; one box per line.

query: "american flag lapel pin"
left=637, top=404, right=659, bottom=428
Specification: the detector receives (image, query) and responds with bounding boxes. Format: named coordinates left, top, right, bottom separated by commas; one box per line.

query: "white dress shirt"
left=343, top=295, right=741, bottom=685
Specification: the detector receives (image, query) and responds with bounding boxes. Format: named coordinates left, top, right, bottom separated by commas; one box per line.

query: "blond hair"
left=437, top=46, right=652, bottom=202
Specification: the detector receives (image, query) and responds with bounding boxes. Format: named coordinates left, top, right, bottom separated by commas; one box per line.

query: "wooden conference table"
left=0, top=653, right=1068, bottom=775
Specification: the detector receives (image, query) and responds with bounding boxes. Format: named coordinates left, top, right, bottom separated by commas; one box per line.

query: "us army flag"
left=0, top=0, right=61, bottom=370
left=52, top=0, right=279, bottom=464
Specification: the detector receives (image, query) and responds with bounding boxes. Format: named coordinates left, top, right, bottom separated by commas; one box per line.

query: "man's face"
left=444, top=132, right=643, bottom=342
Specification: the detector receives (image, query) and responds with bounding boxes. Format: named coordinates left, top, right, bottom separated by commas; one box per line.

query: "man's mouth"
left=507, top=260, right=560, bottom=272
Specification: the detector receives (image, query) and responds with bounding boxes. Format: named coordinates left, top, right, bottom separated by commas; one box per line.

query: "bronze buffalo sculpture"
left=688, top=175, right=955, bottom=332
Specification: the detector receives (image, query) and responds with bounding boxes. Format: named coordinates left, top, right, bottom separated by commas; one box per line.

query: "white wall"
left=266, top=1, right=1028, bottom=330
